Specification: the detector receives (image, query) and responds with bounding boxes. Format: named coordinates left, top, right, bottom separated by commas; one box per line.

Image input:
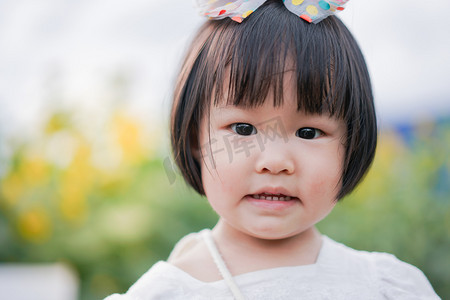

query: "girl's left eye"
left=296, top=127, right=323, bottom=139
left=230, top=123, right=257, bottom=136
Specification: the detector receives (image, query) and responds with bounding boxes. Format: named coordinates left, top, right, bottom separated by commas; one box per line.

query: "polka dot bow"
left=197, top=0, right=349, bottom=24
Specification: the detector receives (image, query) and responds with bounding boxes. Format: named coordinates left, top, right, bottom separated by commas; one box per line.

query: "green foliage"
left=0, top=109, right=218, bottom=299
left=0, top=109, right=448, bottom=299
left=318, top=121, right=450, bottom=298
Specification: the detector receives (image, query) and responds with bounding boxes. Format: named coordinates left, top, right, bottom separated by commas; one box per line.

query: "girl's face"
left=196, top=77, right=346, bottom=240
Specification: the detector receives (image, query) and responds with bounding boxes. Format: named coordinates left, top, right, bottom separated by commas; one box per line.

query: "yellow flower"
left=17, top=208, right=52, bottom=243
left=374, top=131, right=407, bottom=168
left=58, top=141, right=93, bottom=222
left=1, top=173, right=24, bottom=206
left=64, top=139, right=94, bottom=188
left=20, top=157, right=49, bottom=187
left=351, top=131, right=408, bottom=202
left=112, top=112, right=146, bottom=165
left=1, top=156, right=48, bottom=206
left=45, top=112, right=71, bottom=134
left=59, top=188, right=87, bottom=222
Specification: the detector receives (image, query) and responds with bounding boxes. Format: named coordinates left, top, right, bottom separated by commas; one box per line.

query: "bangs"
left=171, top=0, right=376, bottom=199
left=199, top=1, right=361, bottom=120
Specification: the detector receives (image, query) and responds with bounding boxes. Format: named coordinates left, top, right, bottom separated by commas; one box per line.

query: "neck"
left=211, top=220, right=323, bottom=275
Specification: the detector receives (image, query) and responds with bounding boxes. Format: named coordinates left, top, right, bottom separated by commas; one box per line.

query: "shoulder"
left=103, top=261, right=185, bottom=300
left=369, top=251, right=440, bottom=299
left=167, top=230, right=205, bottom=262
left=103, top=230, right=218, bottom=300
left=322, top=236, right=440, bottom=299
left=168, top=229, right=221, bottom=282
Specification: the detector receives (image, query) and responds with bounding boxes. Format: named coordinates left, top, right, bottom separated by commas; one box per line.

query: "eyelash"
left=230, top=123, right=257, bottom=136
left=296, top=127, right=324, bottom=139
left=230, top=123, right=324, bottom=139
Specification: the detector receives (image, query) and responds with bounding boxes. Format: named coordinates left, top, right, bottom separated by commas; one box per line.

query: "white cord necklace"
left=202, top=230, right=246, bottom=300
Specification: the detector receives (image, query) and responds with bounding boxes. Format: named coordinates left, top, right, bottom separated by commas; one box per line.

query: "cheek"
left=200, top=147, right=247, bottom=194
left=213, top=157, right=250, bottom=192
left=200, top=156, right=245, bottom=216
left=310, top=174, right=340, bottom=200
left=201, top=133, right=256, bottom=183
left=306, top=147, right=344, bottom=197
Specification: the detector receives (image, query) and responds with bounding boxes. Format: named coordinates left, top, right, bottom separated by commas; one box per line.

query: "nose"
left=255, top=142, right=295, bottom=175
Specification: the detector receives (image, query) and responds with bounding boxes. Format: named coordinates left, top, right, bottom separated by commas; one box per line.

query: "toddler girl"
left=106, top=0, right=440, bottom=299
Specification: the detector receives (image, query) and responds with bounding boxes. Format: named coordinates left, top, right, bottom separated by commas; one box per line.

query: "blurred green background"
left=1, top=0, right=449, bottom=299
left=0, top=96, right=448, bottom=299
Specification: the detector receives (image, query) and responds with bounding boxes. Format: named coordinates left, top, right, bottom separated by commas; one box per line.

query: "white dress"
left=104, top=229, right=440, bottom=300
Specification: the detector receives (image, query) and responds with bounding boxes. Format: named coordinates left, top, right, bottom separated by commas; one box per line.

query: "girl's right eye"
left=230, top=123, right=257, bottom=136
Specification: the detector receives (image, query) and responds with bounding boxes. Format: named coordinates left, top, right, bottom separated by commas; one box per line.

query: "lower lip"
left=245, top=195, right=299, bottom=210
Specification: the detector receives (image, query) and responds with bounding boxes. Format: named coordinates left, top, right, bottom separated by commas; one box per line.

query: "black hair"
left=171, top=0, right=377, bottom=200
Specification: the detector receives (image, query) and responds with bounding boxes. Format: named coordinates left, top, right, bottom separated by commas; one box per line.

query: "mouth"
left=250, top=193, right=298, bottom=201
left=246, top=192, right=299, bottom=210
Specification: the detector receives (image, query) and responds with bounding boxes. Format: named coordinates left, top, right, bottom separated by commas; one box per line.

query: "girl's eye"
left=296, top=127, right=323, bottom=139
left=231, top=123, right=257, bottom=136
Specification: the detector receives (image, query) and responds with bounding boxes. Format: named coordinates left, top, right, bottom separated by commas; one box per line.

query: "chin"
left=245, top=224, right=304, bottom=241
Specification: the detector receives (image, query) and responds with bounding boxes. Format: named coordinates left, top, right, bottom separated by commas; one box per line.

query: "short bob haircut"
left=171, top=0, right=377, bottom=200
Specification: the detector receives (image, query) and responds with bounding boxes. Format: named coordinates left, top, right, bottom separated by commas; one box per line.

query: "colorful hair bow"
left=197, top=0, right=349, bottom=24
